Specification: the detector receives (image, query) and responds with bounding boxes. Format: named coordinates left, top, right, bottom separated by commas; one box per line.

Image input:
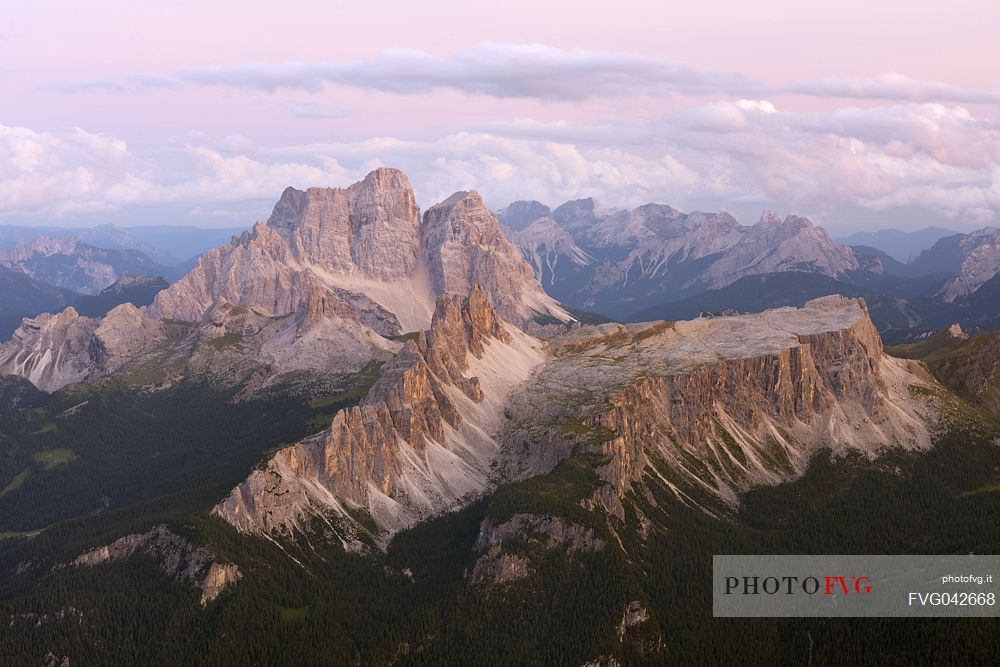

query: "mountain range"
left=2, top=169, right=1000, bottom=665
left=0, top=223, right=247, bottom=266
left=0, top=236, right=177, bottom=295
left=499, top=198, right=1000, bottom=339
left=0, top=169, right=572, bottom=396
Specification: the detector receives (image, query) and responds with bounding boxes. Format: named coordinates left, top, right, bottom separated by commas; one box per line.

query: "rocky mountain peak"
left=425, top=285, right=511, bottom=375
left=214, top=284, right=546, bottom=536
left=1, top=234, right=167, bottom=295
left=512, top=217, right=593, bottom=286
left=497, top=200, right=551, bottom=231
left=421, top=190, right=572, bottom=329
left=758, top=210, right=783, bottom=225
left=151, top=169, right=569, bottom=334
left=691, top=213, right=859, bottom=292
left=552, top=198, right=598, bottom=229
left=947, top=323, right=969, bottom=339
left=6, top=235, right=80, bottom=261
left=424, top=191, right=492, bottom=230
left=0, top=308, right=99, bottom=391
left=939, top=226, right=1000, bottom=302
left=265, top=167, right=421, bottom=283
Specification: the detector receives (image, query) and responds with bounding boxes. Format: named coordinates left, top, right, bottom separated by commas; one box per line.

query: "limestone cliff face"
left=500, top=296, right=932, bottom=516
left=69, top=525, right=240, bottom=605
left=148, top=222, right=318, bottom=324
left=151, top=169, right=573, bottom=333
left=212, top=294, right=937, bottom=553
left=88, top=303, right=171, bottom=373
left=1, top=169, right=572, bottom=392
left=149, top=169, right=427, bottom=329
left=269, top=168, right=422, bottom=282
left=422, top=191, right=571, bottom=328
left=213, top=286, right=546, bottom=537
left=470, top=513, right=605, bottom=584
left=0, top=308, right=100, bottom=391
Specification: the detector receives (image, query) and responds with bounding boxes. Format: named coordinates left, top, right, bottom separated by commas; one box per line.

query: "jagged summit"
left=4, top=235, right=82, bottom=260
left=506, top=200, right=861, bottom=317
left=213, top=284, right=546, bottom=536
left=512, top=217, right=593, bottom=287
left=1, top=169, right=573, bottom=393
left=758, top=210, right=783, bottom=225
left=497, top=200, right=551, bottom=231
left=422, top=191, right=571, bottom=328
left=150, top=168, right=572, bottom=333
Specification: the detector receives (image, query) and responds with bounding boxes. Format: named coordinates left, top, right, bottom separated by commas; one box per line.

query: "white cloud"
left=477, top=101, right=1000, bottom=217
left=735, top=99, right=777, bottom=114
left=0, top=125, right=351, bottom=218
left=3, top=100, right=998, bottom=227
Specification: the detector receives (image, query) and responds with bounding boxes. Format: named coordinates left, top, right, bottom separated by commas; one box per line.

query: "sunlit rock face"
left=213, top=285, right=546, bottom=538
left=216, top=294, right=936, bottom=545
left=151, top=168, right=572, bottom=333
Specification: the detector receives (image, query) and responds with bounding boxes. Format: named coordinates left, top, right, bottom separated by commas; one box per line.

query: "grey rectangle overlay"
left=714, top=555, right=1000, bottom=617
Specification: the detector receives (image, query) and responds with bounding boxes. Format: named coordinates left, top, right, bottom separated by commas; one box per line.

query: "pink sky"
left=2, top=0, right=999, bottom=232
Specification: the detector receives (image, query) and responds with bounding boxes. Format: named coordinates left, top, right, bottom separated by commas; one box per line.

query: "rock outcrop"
left=69, top=525, right=241, bottom=604
left=213, top=286, right=546, bottom=537
left=0, top=308, right=100, bottom=391
left=470, top=513, right=606, bottom=584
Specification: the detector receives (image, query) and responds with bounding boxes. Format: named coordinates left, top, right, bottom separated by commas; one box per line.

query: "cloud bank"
left=51, top=43, right=1000, bottom=106
left=3, top=99, right=998, bottom=226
